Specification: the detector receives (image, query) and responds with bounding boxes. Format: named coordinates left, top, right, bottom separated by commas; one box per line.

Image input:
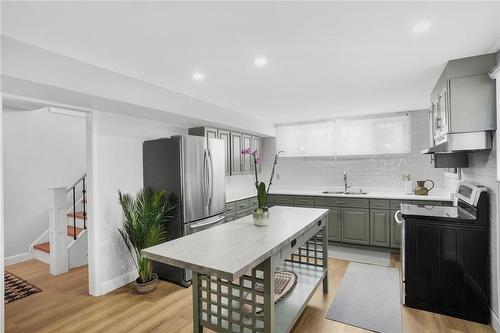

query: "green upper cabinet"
left=218, top=129, right=231, bottom=175
left=390, top=210, right=402, bottom=248
left=341, top=208, right=370, bottom=245
left=189, top=127, right=263, bottom=177
left=230, top=132, right=243, bottom=175
left=370, top=209, right=390, bottom=247
left=242, top=134, right=252, bottom=174
left=205, top=127, right=218, bottom=139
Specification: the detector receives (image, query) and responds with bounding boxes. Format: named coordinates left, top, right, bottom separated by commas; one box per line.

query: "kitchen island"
left=142, top=206, right=329, bottom=333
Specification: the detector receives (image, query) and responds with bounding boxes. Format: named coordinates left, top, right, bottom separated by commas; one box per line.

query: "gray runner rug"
left=326, top=262, right=402, bottom=333
left=328, top=244, right=391, bottom=267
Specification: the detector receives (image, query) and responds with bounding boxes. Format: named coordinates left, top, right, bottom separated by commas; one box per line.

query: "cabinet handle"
left=336, top=201, right=346, bottom=204
left=291, top=239, right=297, bottom=247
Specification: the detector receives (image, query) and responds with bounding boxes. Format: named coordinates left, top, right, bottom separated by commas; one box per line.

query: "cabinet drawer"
left=274, top=195, right=294, bottom=206
left=235, top=199, right=251, bottom=211
left=390, top=200, right=412, bottom=210
left=315, top=196, right=369, bottom=208
left=225, top=214, right=235, bottom=222
left=294, top=196, right=315, bottom=207
left=225, top=202, right=236, bottom=214
left=441, top=201, right=453, bottom=206
left=370, top=199, right=390, bottom=210
left=235, top=209, right=250, bottom=219
left=411, top=200, right=442, bottom=206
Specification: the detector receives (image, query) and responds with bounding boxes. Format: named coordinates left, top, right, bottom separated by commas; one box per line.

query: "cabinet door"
left=251, top=136, right=261, bottom=173
left=390, top=210, right=401, bottom=248
left=320, top=207, right=341, bottom=242
left=205, top=128, right=218, bottom=139
left=341, top=208, right=370, bottom=245
left=218, top=130, right=231, bottom=175
left=230, top=132, right=242, bottom=174
left=242, top=134, right=252, bottom=173
left=370, top=209, right=390, bottom=247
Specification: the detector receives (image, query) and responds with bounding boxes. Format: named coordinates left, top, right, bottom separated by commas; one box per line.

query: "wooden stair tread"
left=34, top=227, right=84, bottom=254
left=67, top=226, right=84, bottom=237
left=34, top=242, right=50, bottom=254
left=67, top=211, right=86, bottom=219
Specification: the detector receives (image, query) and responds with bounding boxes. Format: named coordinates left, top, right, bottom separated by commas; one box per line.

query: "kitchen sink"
left=322, top=190, right=368, bottom=195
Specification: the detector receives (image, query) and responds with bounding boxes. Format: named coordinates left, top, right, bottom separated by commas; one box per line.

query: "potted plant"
left=241, top=148, right=283, bottom=226
left=118, top=188, right=176, bottom=294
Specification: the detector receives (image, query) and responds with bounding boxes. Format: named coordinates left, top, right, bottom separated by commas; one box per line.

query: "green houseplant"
left=241, top=148, right=283, bottom=226
left=118, top=188, right=176, bottom=294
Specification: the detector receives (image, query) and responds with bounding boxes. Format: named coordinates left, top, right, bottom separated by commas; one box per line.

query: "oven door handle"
left=189, top=215, right=225, bottom=229
left=395, top=210, right=404, bottom=225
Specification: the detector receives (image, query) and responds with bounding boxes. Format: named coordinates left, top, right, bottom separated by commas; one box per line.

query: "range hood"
left=421, top=131, right=492, bottom=154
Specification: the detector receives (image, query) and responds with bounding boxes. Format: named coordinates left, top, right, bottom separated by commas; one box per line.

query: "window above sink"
left=276, top=113, right=410, bottom=157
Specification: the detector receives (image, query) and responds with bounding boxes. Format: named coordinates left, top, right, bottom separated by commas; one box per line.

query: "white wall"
left=87, top=111, right=186, bottom=295
left=260, top=110, right=446, bottom=192
left=1, top=69, right=5, bottom=333
left=3, top=108, right=86, bottom=260
left=461, top=138, right=499, bottom=326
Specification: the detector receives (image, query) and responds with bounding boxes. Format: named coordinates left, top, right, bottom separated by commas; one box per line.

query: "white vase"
left=253, top=209, right=270, bottom=226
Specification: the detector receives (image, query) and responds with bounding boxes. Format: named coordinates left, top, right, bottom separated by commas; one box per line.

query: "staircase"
left=31, top=174, right=88, bottom=275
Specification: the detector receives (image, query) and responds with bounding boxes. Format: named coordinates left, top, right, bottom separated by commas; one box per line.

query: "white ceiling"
left=2, top=1, right=500, bottom=123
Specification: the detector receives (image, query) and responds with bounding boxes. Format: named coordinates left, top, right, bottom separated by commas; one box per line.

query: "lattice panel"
left=197, top=266, right=268, bottom=333
left=286, top=231, right=325, bottom=268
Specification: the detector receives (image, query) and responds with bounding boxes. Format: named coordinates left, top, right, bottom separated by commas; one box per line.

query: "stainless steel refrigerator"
left=143, top=135, right=226, bottom=286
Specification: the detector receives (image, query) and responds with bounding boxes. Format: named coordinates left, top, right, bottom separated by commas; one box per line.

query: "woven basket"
left=135, top=273, right=158, bottom=294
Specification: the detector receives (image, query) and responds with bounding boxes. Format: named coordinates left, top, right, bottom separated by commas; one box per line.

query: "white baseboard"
left=100, top=271, right=137, bottom=295
left=492, top=309, right=500, bottom=333
left=5, top=252, right=33, bottom=266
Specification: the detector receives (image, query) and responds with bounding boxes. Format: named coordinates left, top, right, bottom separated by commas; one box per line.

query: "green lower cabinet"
left=370, top=209, right=390, bottom=247
left=317, top=206, right=341, bottom=241
left=341, top=208, right=370, bottom=245
left=390, top=210, right=402, bottom=248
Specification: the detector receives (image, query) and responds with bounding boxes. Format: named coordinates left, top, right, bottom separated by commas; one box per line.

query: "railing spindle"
left=82, top=177, right=87, bottom=230
left=72, top=187, right=77, bottom=240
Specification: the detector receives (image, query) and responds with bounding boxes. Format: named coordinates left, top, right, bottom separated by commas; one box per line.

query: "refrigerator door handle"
left=207, top=150, right=214, bottom=207
left=203, top=149, right=209, bottom=207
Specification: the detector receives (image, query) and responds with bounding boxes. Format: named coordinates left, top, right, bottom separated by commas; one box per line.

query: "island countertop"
left=142, top=206, right=329, bottom=281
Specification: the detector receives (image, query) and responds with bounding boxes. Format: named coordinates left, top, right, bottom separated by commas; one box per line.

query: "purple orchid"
left=241, top=148, right=252, bottom=155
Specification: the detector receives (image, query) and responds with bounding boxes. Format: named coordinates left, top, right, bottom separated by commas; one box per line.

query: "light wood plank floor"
left=5, top=257, right=494, bottom=333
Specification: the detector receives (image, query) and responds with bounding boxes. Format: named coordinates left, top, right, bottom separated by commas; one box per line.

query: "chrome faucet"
left=344, top=171, right=348, bottom=193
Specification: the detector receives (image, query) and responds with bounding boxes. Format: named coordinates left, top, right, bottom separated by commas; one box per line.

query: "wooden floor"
left=5, top=256, right=494, bottom=333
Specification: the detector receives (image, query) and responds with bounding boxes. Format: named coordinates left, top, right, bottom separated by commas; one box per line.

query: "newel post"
left=49, top=187, right=69, bottom=275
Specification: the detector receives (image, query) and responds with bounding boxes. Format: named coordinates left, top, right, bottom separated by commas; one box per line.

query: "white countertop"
left=226, top=186, right=453, bottom=203
left=142, top=206, right=329, bottom=280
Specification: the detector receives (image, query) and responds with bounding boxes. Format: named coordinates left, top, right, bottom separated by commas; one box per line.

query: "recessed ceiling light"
left=254, top=57, right=268, bottom=67
left=193, top=72, right=205, bottom=81
left=411, top=21, right=431, bottom=33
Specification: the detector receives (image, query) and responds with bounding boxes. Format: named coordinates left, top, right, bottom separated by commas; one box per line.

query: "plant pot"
left=253, top=209, right=270, bottom=226
left=135, top=273, right=158, bottom=294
